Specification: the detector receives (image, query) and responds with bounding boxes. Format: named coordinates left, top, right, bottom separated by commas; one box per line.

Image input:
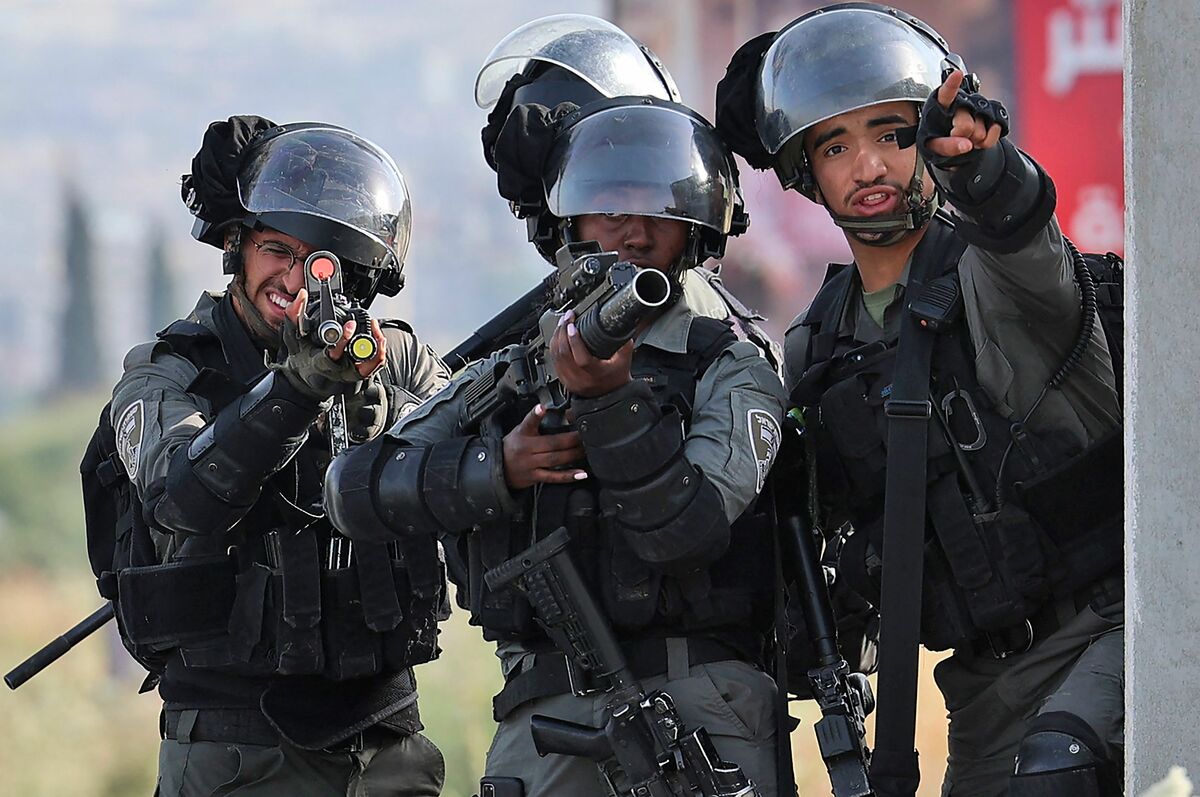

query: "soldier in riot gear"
left=106, top=116, right=449, bottom=795
left=717, top=4, right=1123, bottom=796
left=327, top=98, right=787, bottom=796
left=477, top=13, right=782, bottom=372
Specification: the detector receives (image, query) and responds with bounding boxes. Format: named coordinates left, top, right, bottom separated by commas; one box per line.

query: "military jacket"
left=388, top=269, right=787, bottom=657
left=109, top=291, right=449, bottom=726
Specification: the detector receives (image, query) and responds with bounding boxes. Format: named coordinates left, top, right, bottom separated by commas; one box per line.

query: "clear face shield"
left=475, top=13, right=676, bottom=109
left=542, top=104, right=737, bottom=237
left=756, top=6, right=950, bottom=156
left=237, top=126, right=411, bottom=270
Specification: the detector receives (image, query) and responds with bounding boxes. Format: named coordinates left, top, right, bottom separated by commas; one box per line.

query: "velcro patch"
left=747, top=408, right=781, bottom=493
left=115, top=399, right=145, bottom=480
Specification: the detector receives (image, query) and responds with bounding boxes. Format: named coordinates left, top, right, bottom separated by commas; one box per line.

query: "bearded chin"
left=230, top=275, right=283, bottom=351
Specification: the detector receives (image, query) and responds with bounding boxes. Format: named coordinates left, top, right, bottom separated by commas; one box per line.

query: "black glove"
left=344, top=376, right=389, bottom=443
left=913, top=82, right=1010, bottom=170
left=272, top=314, right=363, bottom=401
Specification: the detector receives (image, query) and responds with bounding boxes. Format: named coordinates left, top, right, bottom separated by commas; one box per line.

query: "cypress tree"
left=58, top=187, right=102, bottom=391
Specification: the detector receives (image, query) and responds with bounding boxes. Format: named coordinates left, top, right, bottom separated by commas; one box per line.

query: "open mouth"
left=264, top=289, right=295, bottom=317
left=849, top=186, right=901, bottom=216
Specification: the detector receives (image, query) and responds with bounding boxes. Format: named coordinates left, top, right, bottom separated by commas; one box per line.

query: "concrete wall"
left=1125, top=1, right=1200, bottom=792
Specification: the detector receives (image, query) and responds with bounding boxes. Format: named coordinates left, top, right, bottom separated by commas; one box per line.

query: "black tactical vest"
left=109, top=317, right=449, bottom=686
left=792, top=223, right=1122, bottom=651
left=458, top=317, right=776, bottom=659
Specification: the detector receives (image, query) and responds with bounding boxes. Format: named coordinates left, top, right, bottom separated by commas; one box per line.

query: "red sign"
left=1015, top=0, right=1124, bottom=255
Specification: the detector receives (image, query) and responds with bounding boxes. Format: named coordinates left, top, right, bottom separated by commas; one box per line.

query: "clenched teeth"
left=268, top=293, right=293, bottom=310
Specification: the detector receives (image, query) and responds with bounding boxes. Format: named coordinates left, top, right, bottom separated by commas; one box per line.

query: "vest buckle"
left=884, top=398, right=932, bottom=419
left=985, top=618, right=1035, bottom=659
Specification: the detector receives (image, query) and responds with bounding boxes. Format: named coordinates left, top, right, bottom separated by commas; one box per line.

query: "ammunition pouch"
left=114, top=524, right=448, bottom=680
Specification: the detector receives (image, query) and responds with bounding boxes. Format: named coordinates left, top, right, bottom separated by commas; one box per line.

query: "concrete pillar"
left=1125, top=0, right=1200, bottom=792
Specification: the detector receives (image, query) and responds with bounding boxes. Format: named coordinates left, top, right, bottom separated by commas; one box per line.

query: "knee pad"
left=1009, top=712, right=1121, bottom=797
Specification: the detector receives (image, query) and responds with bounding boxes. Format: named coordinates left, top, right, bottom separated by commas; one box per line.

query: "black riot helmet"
left=475, top=13, right=680, bottom=113
left=531, top=98, right=748, bottom=271
left=724, top=3, right=964, bottom=246
left=186, top=122, right=411, bottom=304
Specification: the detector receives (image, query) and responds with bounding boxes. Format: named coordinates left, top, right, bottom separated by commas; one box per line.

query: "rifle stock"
left=485, top=527, right=760, bottom=797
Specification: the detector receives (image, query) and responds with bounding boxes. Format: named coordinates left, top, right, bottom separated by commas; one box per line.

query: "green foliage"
left=0, top=392, right=108, bottom=573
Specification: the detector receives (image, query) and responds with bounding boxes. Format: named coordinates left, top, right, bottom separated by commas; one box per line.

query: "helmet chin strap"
left=229, top=272, right=282, bottom=351
left=824, top=150, right=941, bottom=247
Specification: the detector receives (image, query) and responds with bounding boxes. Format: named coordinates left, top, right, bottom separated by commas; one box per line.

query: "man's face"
left=573, top=213, right=689, bottom=272
left=237, top=228, right=314, bottom=331
left=803, top=101, right=933, bottom=224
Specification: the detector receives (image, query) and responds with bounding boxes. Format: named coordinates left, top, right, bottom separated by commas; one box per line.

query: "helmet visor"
left=543, top=105, right=736, bottom=234
left=238, top=126, right=411, bottom=266
left=475, top=14, right=672, bottom=109
left=757, top=7, right=948, bottom=154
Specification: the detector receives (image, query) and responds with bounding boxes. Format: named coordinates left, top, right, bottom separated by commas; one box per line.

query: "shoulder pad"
left=122, top=339, right=174, bottom=369
left=687, top=316, right=739, bottom=365
left=158, top=320, right=216, bottom=352
left=804, top=263, right=857, bottom=332
left=378, top=318, right=415, bottom=334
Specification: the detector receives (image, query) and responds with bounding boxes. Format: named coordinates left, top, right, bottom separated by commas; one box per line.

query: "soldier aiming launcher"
left=486, top=527, right=761, bottom=797
left=461, top=240, right=671, bottom=431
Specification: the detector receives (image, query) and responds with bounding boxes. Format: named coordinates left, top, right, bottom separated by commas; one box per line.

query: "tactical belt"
left=964, top=572, right=1123, bottom=660
left=492, top=635, right=747, bottom=721
left=161, top=708, right=403, bottom=753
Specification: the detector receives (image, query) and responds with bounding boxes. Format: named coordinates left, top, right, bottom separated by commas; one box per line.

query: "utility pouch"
left=606, top=532, right=660, bottom=629
left=117, top=555, right=237, bottom=646
left=472, top=523, right=537, bottom=637
left=320, top=566, right=381, bottom=681
left=179, top=562, right=273, bottom=672
left=928, top=481, right=1048, bottom=633
left=1015, top=427, right=1123, bottom=545
left=392, top=533, right=448, bottom=666
left=819, top=346, right=896, bottom=501
left=274, top=528, right=324, bottom=675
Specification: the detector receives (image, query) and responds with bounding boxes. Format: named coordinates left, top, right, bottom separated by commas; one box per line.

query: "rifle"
left=460, top=240, right=671, bottom=432
left=296, top=250, right=378, bottom=569
left=442, top=274, right=557, bottom=373
left=485, top=527, right=761, bottom=797
left=776, top=419, right=874, bottom=797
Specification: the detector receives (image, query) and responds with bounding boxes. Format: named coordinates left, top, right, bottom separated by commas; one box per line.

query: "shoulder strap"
left=869, top=221, right=965, bottom=797
left=803, top=263, right=858, bottom=369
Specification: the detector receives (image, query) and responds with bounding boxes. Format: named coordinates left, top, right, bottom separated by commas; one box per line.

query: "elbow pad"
left=327, top=435, right=513, bottom=542
left=150, top=370, right=321, bottom=535
left=933, top=139, right=1057, bottom=254
left=574, top=381, right=732, bottom=572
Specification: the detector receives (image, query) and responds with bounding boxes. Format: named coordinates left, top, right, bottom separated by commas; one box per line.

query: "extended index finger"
left=937, top=68, right=964, bottom=110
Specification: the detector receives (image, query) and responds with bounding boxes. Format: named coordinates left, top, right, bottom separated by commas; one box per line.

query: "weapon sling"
left=868, top=228, right=964, bottom=797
